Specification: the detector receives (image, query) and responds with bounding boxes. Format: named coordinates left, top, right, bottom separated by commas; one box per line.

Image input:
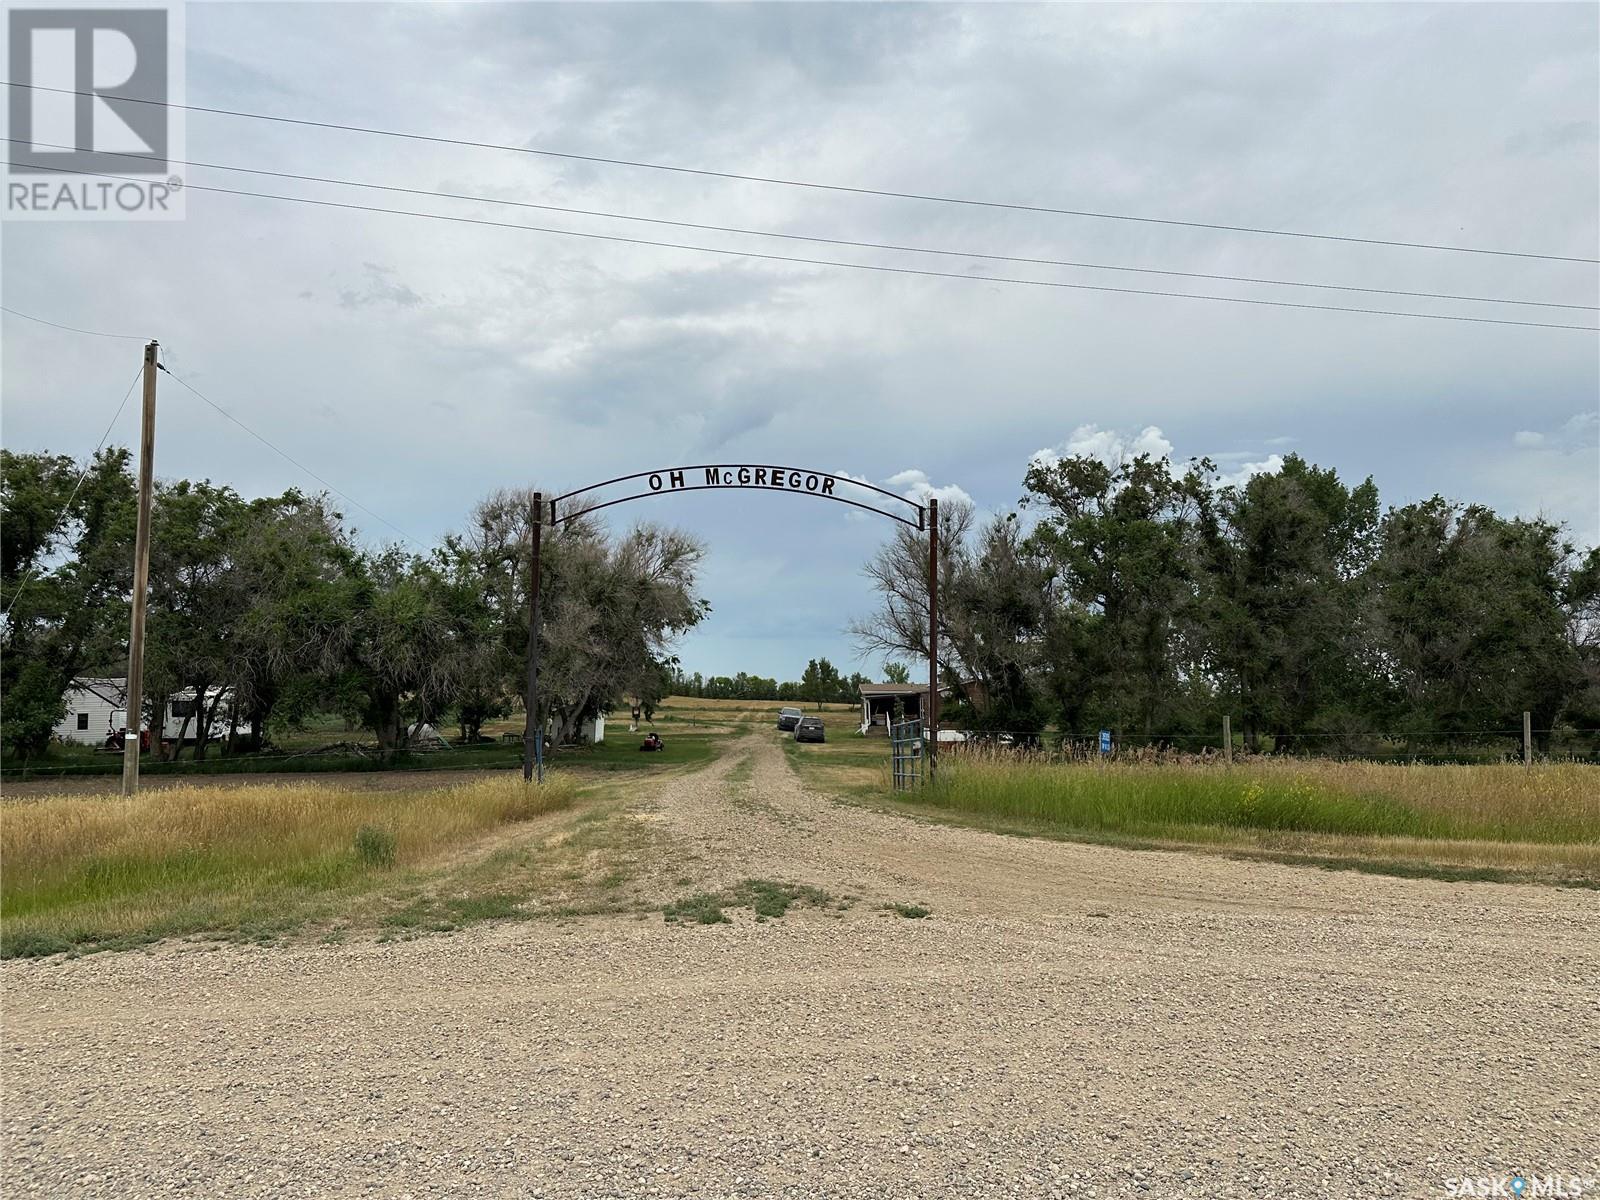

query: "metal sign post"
left=927, top=496, right=939, bottom=780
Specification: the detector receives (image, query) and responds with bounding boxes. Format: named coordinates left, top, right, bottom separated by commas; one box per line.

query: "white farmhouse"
left=52, top=677, right=254, bottom=747
left=52, top=677, right=130, bottom=745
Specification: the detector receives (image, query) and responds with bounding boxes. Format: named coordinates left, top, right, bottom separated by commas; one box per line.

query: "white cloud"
left=1031, top=423, right=1284, bottom=488
left=1215, top=454, right=1286, bottom=489
left=1513, top=410, right=1598, bottom=453
left=1032, top=424, right=1174, bottom=471
left=885, top=468, right=974, bottom=507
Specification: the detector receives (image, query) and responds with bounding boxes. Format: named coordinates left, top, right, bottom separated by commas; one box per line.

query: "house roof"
left=858, top=683, right=930, bottom=697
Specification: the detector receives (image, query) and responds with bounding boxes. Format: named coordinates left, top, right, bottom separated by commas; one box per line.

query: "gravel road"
left=4, top=735, right=1596, bottom=1198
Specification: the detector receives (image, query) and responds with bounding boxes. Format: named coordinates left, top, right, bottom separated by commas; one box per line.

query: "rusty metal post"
left=927, top=496, right=939, bottom=780
left=524, top=494, right=544, bottom=783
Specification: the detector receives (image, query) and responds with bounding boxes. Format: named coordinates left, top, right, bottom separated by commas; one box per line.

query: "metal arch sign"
left=551, top=464, right=925, bottom=528
left=523, top=465, right=938, bottom=786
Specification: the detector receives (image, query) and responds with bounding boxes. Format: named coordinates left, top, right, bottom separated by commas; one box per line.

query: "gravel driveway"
left=4, top=734, right=1596, bottom=1198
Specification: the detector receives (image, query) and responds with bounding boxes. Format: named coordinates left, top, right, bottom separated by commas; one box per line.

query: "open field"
left=3, top=727, right=1597, bottom=1199
left=8, top=696, right=1595, bottom=964
left=762, top=710, right=1600, bottom=884
left=1, top=719, right=741, bottom=959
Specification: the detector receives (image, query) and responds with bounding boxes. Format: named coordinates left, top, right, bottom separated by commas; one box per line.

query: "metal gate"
left=890, top=717, right=925, bottom=791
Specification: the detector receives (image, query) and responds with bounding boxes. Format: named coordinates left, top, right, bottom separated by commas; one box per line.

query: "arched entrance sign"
left=522, top=467, right=939, bottom=784
left=549, top=465, right=925, bottom=529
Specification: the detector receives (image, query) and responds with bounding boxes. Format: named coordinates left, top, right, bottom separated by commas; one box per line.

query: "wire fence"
left=0, top=740, right=528, bottom=782
left=932, top=724, right=1600, bottom=765
left=7, top=719, right=1597, bottom=782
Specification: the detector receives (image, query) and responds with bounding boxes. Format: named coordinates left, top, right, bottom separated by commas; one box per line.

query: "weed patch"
left=354, top=825, right=397, bottom=868
left=663, top=878, right=832, bottom=926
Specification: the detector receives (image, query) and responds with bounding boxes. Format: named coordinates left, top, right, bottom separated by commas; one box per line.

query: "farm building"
left=51, top=677, right=254, bottom=746
left=51, top=678, right=130, bottom=745
left=856, top=683, right=931, bottom=735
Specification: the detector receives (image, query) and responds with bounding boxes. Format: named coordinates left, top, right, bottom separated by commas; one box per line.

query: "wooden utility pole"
left=1523, top=711, right=1532, bottom=767
left=1222, top=714, right=1233, bottom=765
left=523, top=493, right=544, bottom=784
left=927, top=496, right=939, bottom=779
left=121, top=340, right=158, bottom=797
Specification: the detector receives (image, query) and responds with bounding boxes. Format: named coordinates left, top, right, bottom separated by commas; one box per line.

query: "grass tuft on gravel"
left=663, top=878, right=832, bottom=926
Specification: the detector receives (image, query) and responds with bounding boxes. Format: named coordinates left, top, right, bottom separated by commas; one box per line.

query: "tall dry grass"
left=918, top=750, right=1599, bottom=878
left=1, top=774, right=575, bottom=955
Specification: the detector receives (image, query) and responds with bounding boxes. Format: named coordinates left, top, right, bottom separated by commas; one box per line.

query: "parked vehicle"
left=794, top=716, right=826, bottom=743
left=776, top=707, right=803, bottom=731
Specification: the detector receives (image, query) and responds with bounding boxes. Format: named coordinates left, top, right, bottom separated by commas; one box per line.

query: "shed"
left=856, top=683, right=931, bottom=735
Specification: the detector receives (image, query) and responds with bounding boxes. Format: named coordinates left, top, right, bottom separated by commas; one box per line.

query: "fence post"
left=1523, top=711, right=1532, bottom=767
left=1222, top=715, right=1232, bottom=765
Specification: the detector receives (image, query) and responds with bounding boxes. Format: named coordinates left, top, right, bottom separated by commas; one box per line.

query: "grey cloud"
left=5, top=1, right=1596, bottom=680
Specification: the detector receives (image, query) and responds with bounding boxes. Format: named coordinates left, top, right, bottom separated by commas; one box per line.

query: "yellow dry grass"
left=1, top=774, right=576, bottom=956
left=918, top=752, right=1599, bottom=882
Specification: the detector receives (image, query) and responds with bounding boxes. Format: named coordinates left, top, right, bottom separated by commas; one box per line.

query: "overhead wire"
left=1, top=315, right=429, bottom=553
left=4, top=78, right=1595, bottom=265
left=155, top=361, right=427, bottom=550
left=1, top=303, right=149, bottom=340
left=11, top=138, right=1594, bottom=313
left=9, top=159, right=1596, bottom=333
left=2, top=366, right=143, bottom=618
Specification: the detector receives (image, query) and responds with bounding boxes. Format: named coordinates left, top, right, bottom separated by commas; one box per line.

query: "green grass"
left=887, top=902, right=931, bottom=919
left=2, top=724, right=730, bottom=782
left=558, top=731, right=725, bottom=774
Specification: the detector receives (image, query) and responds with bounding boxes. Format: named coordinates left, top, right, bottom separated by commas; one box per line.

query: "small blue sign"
left=1098, top=729, right=1112, bottom=755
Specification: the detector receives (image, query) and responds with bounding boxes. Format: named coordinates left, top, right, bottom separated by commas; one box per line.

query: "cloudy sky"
left=3, top=2, right=1597, bottom=682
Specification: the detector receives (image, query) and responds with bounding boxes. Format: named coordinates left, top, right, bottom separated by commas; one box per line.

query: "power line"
left=13, top=138, right=1594, bottom=314
left=155, top=362, right=426, bottom=549
left=2, top=366, right=143, bottom=618
left=4, top=79, right=1595, bottom=266
left=1, top=303, right=148, bottom=340
left=9, top=159, right=1596, bottom=333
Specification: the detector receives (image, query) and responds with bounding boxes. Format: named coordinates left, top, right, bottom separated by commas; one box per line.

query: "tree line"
left=1, top=449, right=706, bottom=760
left=669, top=657, right=891, bottom=708
left=854, top=451, right=1600, bottom=751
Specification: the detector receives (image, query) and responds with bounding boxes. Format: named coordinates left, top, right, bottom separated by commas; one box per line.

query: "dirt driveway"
left=4, top=735, right=1596, bottom=1198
